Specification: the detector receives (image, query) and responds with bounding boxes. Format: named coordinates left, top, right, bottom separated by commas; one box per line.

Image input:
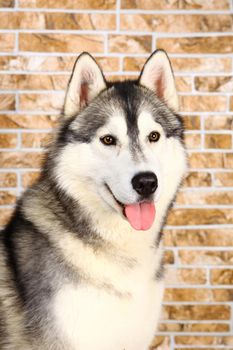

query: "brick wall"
left=0, top=0, right=232, bottom=349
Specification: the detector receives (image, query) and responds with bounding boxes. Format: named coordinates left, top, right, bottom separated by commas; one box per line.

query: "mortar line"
left=116, top=0, right=121, bottom=32
left=0, top=8, right=232, bottom=14
left=2, top=29, right=233, bottom=36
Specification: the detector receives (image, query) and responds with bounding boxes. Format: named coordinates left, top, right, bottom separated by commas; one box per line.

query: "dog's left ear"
left=139, top=50, right=179, bottom=112
left=64, top=52, right=107, bottom=117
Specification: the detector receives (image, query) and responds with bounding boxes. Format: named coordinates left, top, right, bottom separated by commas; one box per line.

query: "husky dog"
left=0, top=50, right=186, bottom=350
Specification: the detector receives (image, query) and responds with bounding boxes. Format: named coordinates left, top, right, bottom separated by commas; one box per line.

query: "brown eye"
left=148, top=131, right=160, bottom=143
left=100, top=135, right=116, bottom=146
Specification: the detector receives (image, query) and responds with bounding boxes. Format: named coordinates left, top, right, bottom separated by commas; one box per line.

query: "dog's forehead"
left=106, top=84, right=163, bottom=138
left=106, top=83, right=145, bottom=136
left=109, top=83, right=184, bottom=141
left=68, top=81, right=183, bottom=144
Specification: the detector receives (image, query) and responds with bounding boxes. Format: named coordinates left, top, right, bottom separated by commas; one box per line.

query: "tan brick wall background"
left=0, top=0, right=233, bottom=349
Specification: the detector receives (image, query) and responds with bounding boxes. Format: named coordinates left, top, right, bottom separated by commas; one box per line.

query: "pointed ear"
left=64, top=52, right=107, bottom=117
left=139, top=50, right=179, bottom=112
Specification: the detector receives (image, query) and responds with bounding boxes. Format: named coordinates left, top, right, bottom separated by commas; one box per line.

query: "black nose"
left=131, top=172, right=158, bottom=197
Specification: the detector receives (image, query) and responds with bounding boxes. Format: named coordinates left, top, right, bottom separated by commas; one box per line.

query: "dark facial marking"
left=109, top=82, right=145, bottom=160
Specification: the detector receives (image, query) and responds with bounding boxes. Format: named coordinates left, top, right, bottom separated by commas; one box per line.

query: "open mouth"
left=105, top=184, right=156, bottom=231
left=105, top=183, right=124, bottom=211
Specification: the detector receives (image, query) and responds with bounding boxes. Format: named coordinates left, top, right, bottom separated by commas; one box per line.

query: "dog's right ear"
left=63, top=52, right=107, bottom=117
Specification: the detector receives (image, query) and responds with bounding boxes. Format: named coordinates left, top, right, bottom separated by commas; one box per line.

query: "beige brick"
left=164, top=288, right=211, bottom=302
left=19, top=93, right=64, bottom=112
left=0, top=0, right=14, bottom=6
left=0, top=56, right=119, bottom=73
left=43, top=12, right=114, bottom=30
left=221, top=337, right=233, bottom=346
left=230, top=96, right=233, bottom=111
left=157, top=36, right=233, bottom=54
left=223, top=153, right=233, bottom=168
left=0, top=114, right=58, bottom=129
left=109, top=35, right=151, bottom=54
left=171, top=57, right=232, bottom=73
left=2, top=12, right=116, bottom=30
left=180, top=95, right=227, bottom=112
left=0, top=12, right=17, bottom=29
left=0, top=56, right=25, bottom=71
left=183, top=116, right=201, bottom=131
left=163, top=305, right=230, bottom=320
left=123, top=57, right=231, bottom=73
left=164, top=288, right=233, bottom=302
left=214, top=172, right=233, bottom=187
left=176, top=190, right=233, bottom=205
left=183, top=171, right=211, bottom=187
left=179, top=250, right=233, bottom=266
left=164, top=250, right=175, bottom=265
left=212, top=289, right=233, bottom=302
left=163, top=228, right=233, bottom=247
left=0, top=172, right=17, bottom=187
left=19, top=34, right=104, bottom=53
left=121, top=14, right=233, bottom=33
left=124, top=57, right=232, bottom=74
left=19, top=0, right=116, bottom=9
left=189, top=152, right=223, bottom=168
left=97, top=57, right=120, bottom=73
left=21, top=171, right=40, bottom=187
left=150, top=336, right=170, bottom=350
left=167, top=208, right=233, bottom=226
left=0, top=72, right=128, bottom=90
left=0, top=134, right=17, bottom=148
left=189, top=323, right=230, bottom=333
left=184, top=134, right=201, bottom=149
left=195, top=76, right=233, bottom=92
left=0, top=94, right=15, bottom=111
left=21, top=132, right=52, bottom=148
left=165, top=268, right=207, bottom=285
left=0, top=190, right=16, bottom=205
left=0, top=151, right=43, bottom=168
left=123, top=57, right=144, bottom=72
left=205, top=134, right=232, bottom=149
left=124, top=57, right=232, bottom=75
left=0, top=207, right=13, bottom=226
left=176, top=76, right=192, bottom=93
left=0, top=33, right=15, bottom=52
left=158, top=323, right=181, bottom=332
left=121, top=0, right=229, bottom=10
left=175, top=336, right=233, bottom=346
left=158, top=322, right=229, bottom=333
left=204, top=115, right=233, bottom=130
left=211, top=269, right=233, bottom=285
left=0, top=74, right=69, bottom=90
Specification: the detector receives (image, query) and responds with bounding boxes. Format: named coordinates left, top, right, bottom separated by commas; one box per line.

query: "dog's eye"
left=148, top=131, right=160, bottom=143
left=100, top=135, right=116, bottom=146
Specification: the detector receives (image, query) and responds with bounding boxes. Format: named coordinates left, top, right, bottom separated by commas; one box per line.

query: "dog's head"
left=52, top=51, right=186, bottom=231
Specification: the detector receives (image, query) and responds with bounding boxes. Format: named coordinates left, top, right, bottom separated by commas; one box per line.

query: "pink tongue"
left=124, top=202, right=155, bottom=231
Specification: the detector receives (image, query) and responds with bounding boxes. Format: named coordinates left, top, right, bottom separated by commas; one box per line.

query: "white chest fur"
left=50, top=223, right=164, bottom=350
left=53, top=278, right=164, bottom=350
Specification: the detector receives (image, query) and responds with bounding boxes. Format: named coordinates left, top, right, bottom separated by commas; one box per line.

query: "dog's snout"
left=131, top=172, right=158, bottom=197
